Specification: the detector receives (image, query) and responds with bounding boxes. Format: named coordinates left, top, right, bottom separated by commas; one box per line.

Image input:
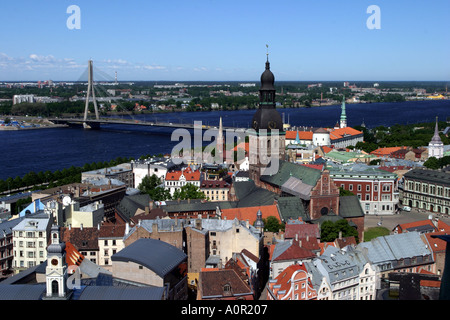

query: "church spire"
left=429, top=116, right=444, bottom=159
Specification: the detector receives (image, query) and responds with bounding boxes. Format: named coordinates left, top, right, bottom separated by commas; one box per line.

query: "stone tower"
left=249, top=50, right=285, bottom=186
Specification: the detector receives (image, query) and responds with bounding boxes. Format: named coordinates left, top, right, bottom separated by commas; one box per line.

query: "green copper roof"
left=260, top=160, right=322, bottom=187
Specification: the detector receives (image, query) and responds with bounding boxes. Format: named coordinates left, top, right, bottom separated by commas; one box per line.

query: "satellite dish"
left=62, top=196, right=72, bottom=207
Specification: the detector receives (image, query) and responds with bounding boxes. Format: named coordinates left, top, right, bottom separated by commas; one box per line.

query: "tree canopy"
left=320, top=220, right=359, bottom=243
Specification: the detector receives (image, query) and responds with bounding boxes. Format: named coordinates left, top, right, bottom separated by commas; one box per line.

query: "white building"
left=164, top=167, right=202, bottom=196
left=132, top=158, right=179, bottom=189
left=428, top=118, right=444, bottom=159
left=13, top=214, right=51, bottom=271
left=13, top=94, right=35, bottom=105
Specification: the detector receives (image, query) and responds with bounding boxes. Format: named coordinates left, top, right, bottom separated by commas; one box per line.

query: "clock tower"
left=249, top=49, right=285, bottom=186
left=44, top=225, right=72, bottom=300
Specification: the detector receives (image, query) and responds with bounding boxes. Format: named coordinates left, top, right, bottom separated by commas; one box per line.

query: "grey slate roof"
left=115, top=193, right=152, bottom=220
left=232, top=180, right=277, bottom=207
left=281, top=176, right=313, bottom=200
left=403, top=168, right=450, bottom=186
left=357, top=231, right=431, bottom=265
left=276, top=197, right=308, bottom=222
left=77, top=286, right=166, bottom=300
left=111, top=238, right=187, bottom=278
left=339, top=196, right=365, bottom=218
left=0, top=284, right=45, bottom=300
left=317, top=246, right=359, bottom=284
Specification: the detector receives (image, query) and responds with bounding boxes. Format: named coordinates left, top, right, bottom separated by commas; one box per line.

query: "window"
left=366, top=185, right=370, bottom=192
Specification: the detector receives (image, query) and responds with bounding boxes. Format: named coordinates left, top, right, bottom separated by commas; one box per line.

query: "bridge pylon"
left=83, top=59, right=100, bottom=129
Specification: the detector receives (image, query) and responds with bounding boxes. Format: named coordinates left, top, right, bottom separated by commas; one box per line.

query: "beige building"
left=191, top=218, right=264, bottom=269
left=200, top=180, right=231, bottom=201
left=111, top=238, right=188, bottom=300
left=64, top=200, right=104, bottom=228
left=98, top=224, right=126, bottom=271
left=12, top=215, right=51, bottom=272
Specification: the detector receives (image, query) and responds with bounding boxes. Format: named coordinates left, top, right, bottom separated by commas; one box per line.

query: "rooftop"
left=111, top=238, right=187, bottom=278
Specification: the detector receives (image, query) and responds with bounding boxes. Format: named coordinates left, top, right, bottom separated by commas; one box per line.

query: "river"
left=0, top=99, right=448, bottom=181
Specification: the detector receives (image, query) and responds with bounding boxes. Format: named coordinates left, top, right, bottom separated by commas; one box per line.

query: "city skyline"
left=0, top=0, right=449, bottom=82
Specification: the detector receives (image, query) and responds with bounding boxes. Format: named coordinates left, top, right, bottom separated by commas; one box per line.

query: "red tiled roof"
left=330, top=127, right=363, bottom=140
left=395, top=219, right=437, bottom=234
left=321, top=146, right=334, bottom=154
left=370, top=146, right=407, bottom=156
left=220, top=204, right=281, bottom=225
left=200, top=180, right=230, bottom=189
left=420, top=279, right=441, bottom=288
left=300, top=164, right=324, bottom=171
left=233, top=142, right=249, bottom=153
left=165, top=167, right=202, bottom=181
left=285, top=131, right=313, bottom=140
left=285, top=222, right=320, bottom=239
left=65, top=241, right=85, bottom=266
left=273, top=241, right=316, bottom=261
left=425, top=231, right=449, bottom=253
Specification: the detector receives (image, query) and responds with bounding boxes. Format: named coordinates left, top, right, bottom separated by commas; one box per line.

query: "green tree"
left=262, top=216, right=284, bottom=233
left=320, top=219, right=359, bottom=243
left=339, top=187, right=354, bottom=197
left=424, top=157, right=440, bottom=170
left=172, top=183, right=205, bottom=200
left=138, top=174, right=171, bottom=201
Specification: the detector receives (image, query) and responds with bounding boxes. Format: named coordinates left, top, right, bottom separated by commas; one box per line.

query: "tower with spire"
left=43, top=225, right=72, bottom=300
left=249, top=46, right=286, bottom=186
left=216, top=116, right=224, bottom=163
left=428, top=117, right=444, bottom=159
left=339, top=96, right=347, bottom=128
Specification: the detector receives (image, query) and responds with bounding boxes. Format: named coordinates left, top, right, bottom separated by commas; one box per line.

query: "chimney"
left=125, top=223, right=130, bottom=235
left=80, top=224, right=83, bottom=231
left=69, top=224, right=71, bottom=230
left=339, top=231, right=342, bottom=240
left=145, top=206, right=149, bottom=215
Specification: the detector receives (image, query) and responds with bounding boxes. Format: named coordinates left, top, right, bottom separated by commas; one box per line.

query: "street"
left=364, top=207, right=450, bottom=232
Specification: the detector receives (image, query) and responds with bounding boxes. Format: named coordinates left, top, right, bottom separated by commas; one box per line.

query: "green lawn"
left=363, top=226, right=390, bottom=242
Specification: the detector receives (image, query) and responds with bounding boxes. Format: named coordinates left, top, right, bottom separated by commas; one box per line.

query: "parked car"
left=402, top=206, right=412, bottom=212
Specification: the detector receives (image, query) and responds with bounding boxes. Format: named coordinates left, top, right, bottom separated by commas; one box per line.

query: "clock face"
left=252, top=120, right=258, bottom=130
left=268, top=121, right=277, bottom=129
left=51, top=258, right=58, bottom=266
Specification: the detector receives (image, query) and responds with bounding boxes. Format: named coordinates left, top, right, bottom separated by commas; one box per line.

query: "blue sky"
left=0, top=0, right=449, bottom=81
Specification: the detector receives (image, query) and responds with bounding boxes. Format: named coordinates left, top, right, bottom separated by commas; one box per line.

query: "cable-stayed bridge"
left=48, top=60, right=243, bottom=132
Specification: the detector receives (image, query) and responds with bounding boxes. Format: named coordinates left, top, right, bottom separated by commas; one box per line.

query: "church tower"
left=428, top=117, right=444, bottom=159
left=44, top=225, right=72, bottom=300
left=249, top=48, right=285, bottom=186
left=339, top=96, right=347, bottom=128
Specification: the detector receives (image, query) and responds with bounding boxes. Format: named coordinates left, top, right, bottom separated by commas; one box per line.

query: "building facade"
left=401, top=168, right=450, bottom=214
left=12, top=215, right=51, bottom=272
left=330, top=166, right=399, bottom=215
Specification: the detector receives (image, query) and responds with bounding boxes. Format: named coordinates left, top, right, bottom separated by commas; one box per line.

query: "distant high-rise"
left=340, top=96, right=347, bottom=128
